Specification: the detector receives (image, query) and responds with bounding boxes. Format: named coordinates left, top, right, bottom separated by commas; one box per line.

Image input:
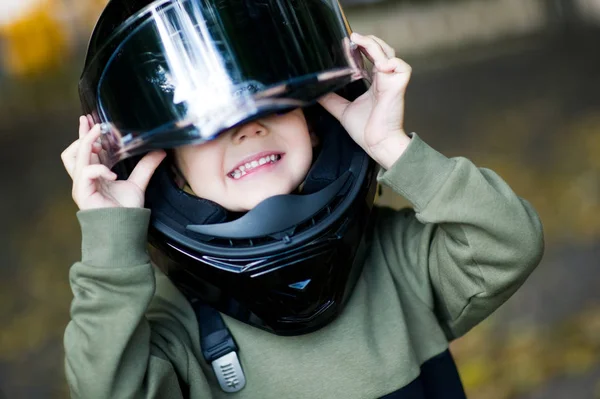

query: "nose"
left=231, top=121, right=268, bottom=144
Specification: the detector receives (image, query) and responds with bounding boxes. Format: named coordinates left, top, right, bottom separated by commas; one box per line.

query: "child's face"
left=174, top=109, right=314, bottom=212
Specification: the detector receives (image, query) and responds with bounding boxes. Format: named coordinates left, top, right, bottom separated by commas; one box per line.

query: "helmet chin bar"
left=186, top=164, right=357, bottom=241
left=149, top=157, right=379, bottom=336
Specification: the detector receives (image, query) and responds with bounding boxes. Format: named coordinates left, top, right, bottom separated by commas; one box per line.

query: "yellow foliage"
left=0, top=0, right=69, bottom=77
left=458, top=356, right=494, bottom=389
left=454, top=306, right=600, bottom=399
left=563, top=344, right=597, bottom=375
left=500, top=329, right=548, bottom=393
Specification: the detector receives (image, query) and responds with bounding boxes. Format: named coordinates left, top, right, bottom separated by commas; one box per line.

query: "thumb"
left=128, top=150, right=167, bottom=192
left=317, top=93, right=350, bottom=122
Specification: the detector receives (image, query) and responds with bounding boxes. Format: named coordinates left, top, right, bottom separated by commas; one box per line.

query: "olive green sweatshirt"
left=64, top=134, right=544, bottom=399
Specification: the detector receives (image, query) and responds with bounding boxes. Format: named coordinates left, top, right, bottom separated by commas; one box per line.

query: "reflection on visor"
left=80, top=0, right=367, bottom=167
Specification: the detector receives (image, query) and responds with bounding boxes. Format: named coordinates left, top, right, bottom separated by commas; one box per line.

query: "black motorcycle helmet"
left=80, top=0, right=378, bottom=336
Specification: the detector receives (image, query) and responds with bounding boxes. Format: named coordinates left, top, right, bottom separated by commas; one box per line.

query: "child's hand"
left=61, top=116, right=166, bottom=210
left=319, top=33, right=412, bottom=169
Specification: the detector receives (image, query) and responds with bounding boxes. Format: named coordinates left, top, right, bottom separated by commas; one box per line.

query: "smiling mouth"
left=228, top=153, right=283, bottom=179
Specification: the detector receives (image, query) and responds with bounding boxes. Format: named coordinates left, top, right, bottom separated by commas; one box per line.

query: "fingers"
left=78, top=164, right=117, bottom=183
left=61, top=139, right=80, bottom=179
left=65, top=116, right=101, bottom=178
left=80, top=115, right=102, bottom=158
left=377, top=57, right=412, bottom=76
left=74, top=124, right=103, bottom=179
left=63, top=139, right=102, bottom=172
left=369, top=35, right=395, bottom=59
left=72, top=164, right=117, bottom=206
left=350, top=33, right=411, bottom=92
left=317, top=92, right=351, bottom=122
left=351, top=32, right=388, bottom=66
left=127, top=150, right=167, bottom=192
left=351, top=33, right=409, bottom=75
left=79, top=116, right=90, bottom=139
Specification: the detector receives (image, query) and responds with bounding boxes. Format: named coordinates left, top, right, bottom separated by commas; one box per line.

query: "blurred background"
left=0, top=0, right=599, bottom=398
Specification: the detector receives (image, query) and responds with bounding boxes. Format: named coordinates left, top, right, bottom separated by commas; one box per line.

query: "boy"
left=62, top=21, right=543, bottom=399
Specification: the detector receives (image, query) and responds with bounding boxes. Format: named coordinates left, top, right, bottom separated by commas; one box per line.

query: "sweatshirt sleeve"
left=64, top=208, right=198, bottom=399
left=375, top=133, right=544, bottom=339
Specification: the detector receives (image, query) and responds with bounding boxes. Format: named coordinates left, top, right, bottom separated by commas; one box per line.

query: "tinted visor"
left=80, top=0, right=367, bottom=166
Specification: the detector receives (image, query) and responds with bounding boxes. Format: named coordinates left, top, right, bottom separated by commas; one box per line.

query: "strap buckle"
left=211, top=351, right=246, bottom=393
left=191, top=299, right=247, bottom=393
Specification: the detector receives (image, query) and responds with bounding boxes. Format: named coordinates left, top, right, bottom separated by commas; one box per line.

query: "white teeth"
left=230, top=154, right=282, bottom=178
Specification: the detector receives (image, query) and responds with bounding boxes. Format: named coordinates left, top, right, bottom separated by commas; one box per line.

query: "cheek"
left=292, top=132, right=314, bottom=169
left=179, top=146, right=226, bottom=191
